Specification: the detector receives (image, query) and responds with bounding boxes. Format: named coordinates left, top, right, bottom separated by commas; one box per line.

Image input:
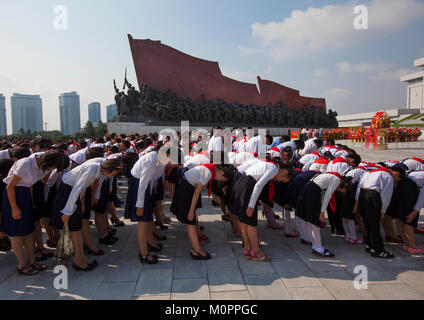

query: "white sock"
left=283, top=209, right=294, bottom=233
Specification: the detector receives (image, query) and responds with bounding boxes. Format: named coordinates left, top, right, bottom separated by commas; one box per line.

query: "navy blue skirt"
left=82, top=187, right=92, bottom=220
left=170, top=179, right=202, bottom=226
left=108, top=177, right=117, bottom=201
left=152, top=177, right=164, bottom=204
left=124, top=175, right=153, bottom=222
left=295, top=181, right=322, bottom=227
left=1, top=187, right=35, bottom=237
left=50, top=182, right=83, bottom=232
left=283, top=171, right=320, bottom=210
left=93, top=179, right=109, bottom=214
left=228, top=172, right=259, bottom=227
left=33, top=180, right=46, bottom=222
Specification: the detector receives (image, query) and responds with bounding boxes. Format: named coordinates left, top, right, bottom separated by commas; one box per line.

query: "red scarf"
left=312, top=151, right=320, bottom=156
left=369, top=167, right=390, bottom=174
left=314, top=157, right=330, bottom=164
left=327, top=172, right=342, bottom=213
left=412, top=157, right=424, bottom=165
left=200, top=164, right=216, bottom=196
left=332, top=157, right=346, bottom=164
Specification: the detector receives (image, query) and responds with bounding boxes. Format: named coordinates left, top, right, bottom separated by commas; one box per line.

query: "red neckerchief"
left=200, top=164, right=216, bottom=196
left=352, top=166, right=366, bottom=170
left=369, top=167, right=390, bottom=174
left=250, top=152, right=259, bottom=157
left=260, top=159, right=279, bottom=202
left=268, top=147, right=281, bottom=154
left=332, top=157, right=346, bottom=164
left=411, top=157, right=424, bottom=165
left=189, top=152, right=195, bottom=157
left=314, top=157, right=330, bottom=164
left=311, top=151, right=320, bottom=156
left=327, top=172, right=342, bottom=181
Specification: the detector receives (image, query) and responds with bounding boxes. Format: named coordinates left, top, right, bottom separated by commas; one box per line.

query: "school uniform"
left=2, top=154, right=47, bottom=237
left=229, top=152, right=257, bottom=168
left=69, top=147, right=88, bottom=166
left=124, top=151, right=160, bottom=222
left=184, top=154, right=210, bottom=170
left=356, top=168, right=394, bottom=254
left=308, top=157, right=329, bottom=173
left=51, top=158, right=104, bottom=231
left=401, top=158, right=424, bottom=171
left=229, top=161, right=278, bottom=227
left=171, top=165, right=213, bottom=225
left=299, top=151, right=320, bottom=168
left=298, top=138, right=318, bottom=157
left=244, top=136, right=266, bottom=154
left=0, top=149, right=11, bottom=160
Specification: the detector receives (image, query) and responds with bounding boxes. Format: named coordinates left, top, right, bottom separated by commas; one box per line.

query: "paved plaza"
left=0, top=145, right=424, bottom=300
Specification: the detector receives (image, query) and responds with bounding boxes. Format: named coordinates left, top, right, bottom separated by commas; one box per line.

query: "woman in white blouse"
left=2, top=152, right=64, bottom=276
left=52, top=158, right=122, bottom=271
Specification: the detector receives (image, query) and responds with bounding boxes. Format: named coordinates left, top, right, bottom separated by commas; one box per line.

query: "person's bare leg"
left=81, top=219, right=99, bottom=252
left=71, top=231, right=88, bottom=267
left=404, top=223, right=417, bottom=248
left=42, top=217, right=55, bottom=244
left=381, top=215, right=396, bottom=239
left=396, top=220, right=407, bottom=246
left=147, top=221, right=159, bottom=247
left=229, top=213, right=241, bottom=236
left=246, top=225, right=260, bottom=252
left=23, top=232, right=37, bottom=264
left=187, top=224, right=207, bottom=255
left=33, top=221, right=45, bottom=253
left=51, top=226, right=60, bottom=243
left=137, top=222, right=149, bottom=256
left=240, top=222, right=250, bottom=250
left=10, top=236, right=27, bottom=269
left=107, top=201, right=121, bottom=223
left=94, top=213, right=107, bottom=238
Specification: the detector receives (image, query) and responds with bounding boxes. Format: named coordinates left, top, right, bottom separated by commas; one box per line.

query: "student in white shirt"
left=401, top=157, right=424, bottom=171
left=52, top=158, right=121, bottom=271
left=171, top=164, right=233, bottom=260
left=353, top=167, right=397, bottom=259
left=390, top=167, right=424, bottom=254
left=229, top=161, right=293, bottom=261
left=125, top=145, right=181, bottom=265
left=2, top=152, right=64, bottom=276
left=296, top=172, right=346, bottom=257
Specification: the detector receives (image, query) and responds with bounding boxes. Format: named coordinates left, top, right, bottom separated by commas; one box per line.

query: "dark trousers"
left=327, top=191, right=345, bottom=235
left=358, top=189, right=385, bottom=254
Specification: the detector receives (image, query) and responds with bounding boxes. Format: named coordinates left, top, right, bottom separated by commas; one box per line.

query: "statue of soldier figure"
left=114, top=79, right=129, bottom=116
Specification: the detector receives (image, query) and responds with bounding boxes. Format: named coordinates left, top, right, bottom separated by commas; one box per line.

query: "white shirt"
left=230, top=152, right=256, bottom=168
left=402, top=158, right=424, bottom=171
left=3, top=154, right=45, bottom=187
left=0, top=149, right=11, bottom=160
left=355, top=170, right=394, bottom=214
left=208, top=136, right=223, bottom=153
left=333, top=149, right=350, bottom=159
left=344, top=167, right=366, bottom=184
left=131, top=152, right=159, bottom=208
left=407, top=170, right=424, bottom=212
left=299, top=153, right=320, bottom=166
left=61, top=160, right=104, bottom=215
left=69, top=147, right=88, bottom=165
left=184, top=154, right=210, bottom=170
left=244, top=136, right=266, bottom=154
left=185, top=165, right=212, bottom=187
left=311, top=173, right=341, bottom=213
left=298, top=138, right=317, bottom=157
left=327, top=158, right=351, bottom=175
left=242, top=161, right=279, bottom=208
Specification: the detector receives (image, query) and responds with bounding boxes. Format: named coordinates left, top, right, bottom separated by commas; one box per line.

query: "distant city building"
left=106, top=104, right=118, bottom=121
left=401, top=57, right=424, bottom=111
left=11, top=93, right=43, bottom=134
left=60, top=92, right=81, bottom=135
left=88, top=102, right=101, bottom=124
left=0, top=94, right=6, bottom=135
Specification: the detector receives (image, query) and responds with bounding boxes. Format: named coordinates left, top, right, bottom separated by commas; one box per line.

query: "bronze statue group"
left=0, top=128, right=423, bottom=275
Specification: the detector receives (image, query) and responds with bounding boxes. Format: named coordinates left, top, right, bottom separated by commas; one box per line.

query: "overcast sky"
left=1, top=0, right=423, bottom=134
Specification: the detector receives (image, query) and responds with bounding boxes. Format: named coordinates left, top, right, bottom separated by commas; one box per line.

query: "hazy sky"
left=1, top=0, right=424, bottom=134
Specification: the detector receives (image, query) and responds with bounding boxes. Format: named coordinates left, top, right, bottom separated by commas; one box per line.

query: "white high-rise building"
left=0, top=94, right=6, bottom=136
left=88, top=102, right=101, bottom=124
left=106, top=104, right=118, bottom=121
left=11, top=93, right=43, bottom=134
left=401, top=57, right=424, bottom=111
left=60, top=92, right=81, bottom=135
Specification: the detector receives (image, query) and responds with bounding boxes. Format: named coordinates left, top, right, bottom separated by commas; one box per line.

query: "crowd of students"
left=0, top=128, right=423, bottom=275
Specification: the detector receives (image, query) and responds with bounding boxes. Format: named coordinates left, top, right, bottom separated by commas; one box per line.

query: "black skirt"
left=82, top=187, right=92, bottom=220
left=274, top=181, right=290, bottom=207
left=295, top=181, right=322, bottom=227
left=228, top=172, right=259, bottom=227
left=32, top=180, right=46, bottom=222
left=170, top=179, right=202, bottom=225
left=45, top=185, right=57, bottom=219
left=124, top=174, right=153, bottom=222
left=93, top=179, right=110, bottom=214
left=259, top=181, right=274, bottom=207
left=283, top=171, right=320, bottom=210
left=152, top=177, right=164, bottom=204
left=212, top=180, right=231, bottom=206
left=390, top=177, right=420, bottom=227
left=341, top=182, right=358, bottom=220
left=50, top=182, right=83, bottom=232
left=108, top=177, right=117, bottom=201
left=1, top=186, right=35, bottom=237
left=167, top=167, right=181, bottom=184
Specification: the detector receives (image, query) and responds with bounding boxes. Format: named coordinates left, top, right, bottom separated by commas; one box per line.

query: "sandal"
left=138, top=252, right=158, bottom=264
left=312, top=249, right=335, bottom=258
left=154, top=233, right=167, bottom=241
left=198, top=234, right=211, bottom=243
left=250, top=250, right=271, bottom=262
left=35, top=249, right=53, bottom=261
left=147, top=242, right=163, bottom=252
left=155, top=221, right=169, bottom=230
left=190, top=249, right=212, bottom=260
left=17, top=264, right=39, bottom=276
left=267, top=222, right=285, bottom=230
left=243, top=248, right=252, bottom=259
left=73, top=263, right=95, bottom=272
left=31, top=261, right=47, bottom=271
